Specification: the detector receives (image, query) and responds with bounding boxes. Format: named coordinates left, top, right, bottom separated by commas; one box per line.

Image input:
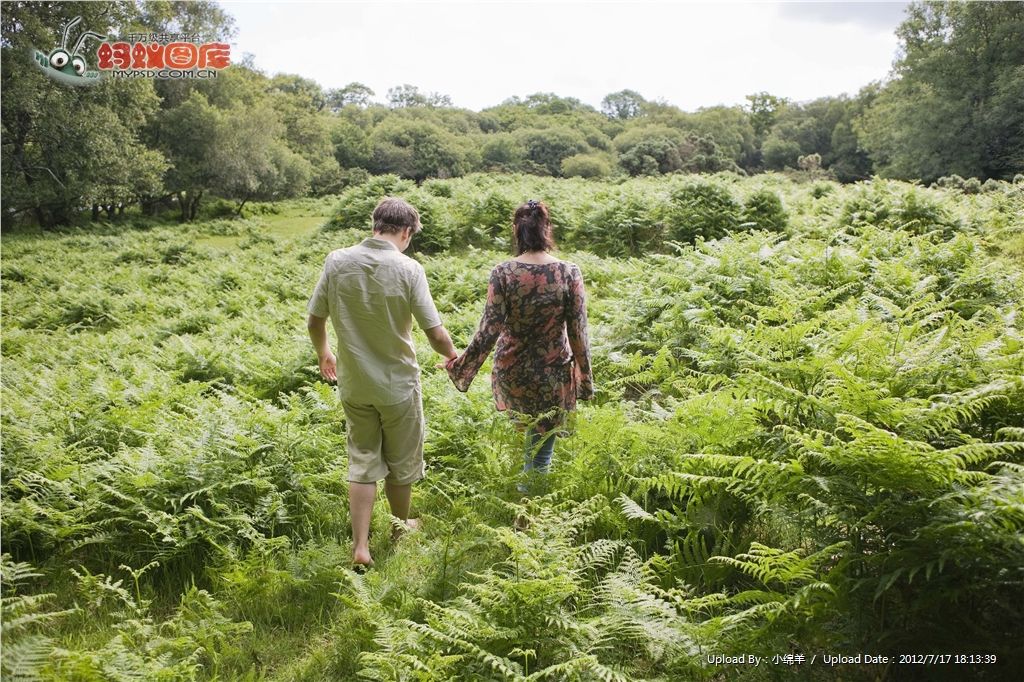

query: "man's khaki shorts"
left=341, top=387, right=425, bottom=485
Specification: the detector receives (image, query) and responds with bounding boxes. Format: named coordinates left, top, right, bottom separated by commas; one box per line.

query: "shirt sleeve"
left=567, top=264, right=594, bottom=400
left=307, top=256, right=330, bottom=318
left=447, top=266, right=505, bottom=392
left=410, top=262, right=443, bottom=330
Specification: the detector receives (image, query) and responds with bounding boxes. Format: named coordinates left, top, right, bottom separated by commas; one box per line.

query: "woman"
left=445, top=199, right=593, bottom=490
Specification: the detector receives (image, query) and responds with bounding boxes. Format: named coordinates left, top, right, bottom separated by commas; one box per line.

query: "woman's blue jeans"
left=518, top=430, right=555, bottom=494
left=523, top=429, right=556, bottom=474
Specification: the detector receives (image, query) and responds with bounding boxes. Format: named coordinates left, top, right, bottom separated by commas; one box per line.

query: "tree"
left=331, top=117, right=374, bottom=169
left=81, top=104, right=168, bottom=219
left=387, top=84, right=427, bottom=108
left=677, top=132, right=741, bottom=174
left=614, top=126, right=739, bottom=176
left=619, top=138, right=681, bottom=176
left=1, top=1, right=163, bottom=226
left=601, top=89, right=646, bottom=120
left=480, top=133, right=523, bottom=172
left=369, top=118, right=469, bottom=181
left=152, top=91, right=221, bottom=221
left=561, top=153, right=614, bottom=179
left=134, top=0, right=236, bottom=42
left=637, top=99, right=691, bottom=128
left=521, top=92, right=594, bottom=115
left=829, top=87, right=878, bottom=182
left=1, top=0, right=245, bottom=226
left=1, top=76, right=166, bottom=225
left=614, top=126, right=685, bottom=175
left=767, top=99, right=843, bottom=160
left=269, top=87, right=343, bottom=195
left=761, top=135, right=802, bottom=170
left=327, top=82, right=375, bottom=109
left=387, top=84, right=453, bottom=108
left=857, top=1, right=1024, bottom=181
left=142, top=1, right=238, bottom=108
left=212, top=105, right=312, bottom=214
left=745, top=92, right=789, bottom=139
left=514, top=127, right=589, bottom=176
left=752, top=93, right=876, bottom=179
left=688, top=106, right=757, bottom=169
left=270, top=74, right=326, bottom=111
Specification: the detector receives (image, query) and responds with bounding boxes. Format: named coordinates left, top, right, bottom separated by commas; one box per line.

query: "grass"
left=196, top=214, right=330, bottom=250
left=3, top=179, right=1023, bottom=681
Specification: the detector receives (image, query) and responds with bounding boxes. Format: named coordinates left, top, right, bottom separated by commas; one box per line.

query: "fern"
left=1, top=555, right=78, bottom=680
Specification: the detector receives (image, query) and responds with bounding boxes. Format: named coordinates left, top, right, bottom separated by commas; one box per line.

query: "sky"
left=219, top=1, right=910, bottom=112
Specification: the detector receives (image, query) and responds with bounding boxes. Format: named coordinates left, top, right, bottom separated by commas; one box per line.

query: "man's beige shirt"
left=307, top=237, right=442, bottom=405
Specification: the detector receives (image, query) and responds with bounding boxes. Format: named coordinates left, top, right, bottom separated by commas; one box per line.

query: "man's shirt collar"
left=362, top=236, right=399, bottom=251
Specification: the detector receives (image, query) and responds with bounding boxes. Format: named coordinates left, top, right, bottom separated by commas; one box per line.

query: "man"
left=307, top=197, right=457, bottom=570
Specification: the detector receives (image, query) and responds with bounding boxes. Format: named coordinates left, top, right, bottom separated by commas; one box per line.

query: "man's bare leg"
left=384, top=481, right=411, bottom=519
left=384, top=481, right=420, bottom=539
left=349, top=481, right=376, bottom=566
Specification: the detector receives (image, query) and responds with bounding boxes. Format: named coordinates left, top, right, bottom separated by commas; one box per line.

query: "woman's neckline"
left=508, top=259, right=562, bottom=266
left=511, top=251, right=561, bottom=266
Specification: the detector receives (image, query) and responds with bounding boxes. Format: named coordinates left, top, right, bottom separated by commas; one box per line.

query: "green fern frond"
left=407, top=620, right=523, bottom=679
left=616, top=494, right=654, bottom=521
left=0, top=636, right=54, bottom=682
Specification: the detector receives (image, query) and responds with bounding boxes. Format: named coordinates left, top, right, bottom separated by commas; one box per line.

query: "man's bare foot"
left=391, top=517, right=421, bottom=542
left=352, top=546, right=373, bottom=570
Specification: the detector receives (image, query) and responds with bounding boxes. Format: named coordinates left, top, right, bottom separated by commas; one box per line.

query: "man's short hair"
left=373, top=197, right=422, bottom=235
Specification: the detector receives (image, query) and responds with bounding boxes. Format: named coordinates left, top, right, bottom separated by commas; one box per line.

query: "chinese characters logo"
left=31, top=16, right=231, bottom=85
left=98, top=32, right=230, bottom=80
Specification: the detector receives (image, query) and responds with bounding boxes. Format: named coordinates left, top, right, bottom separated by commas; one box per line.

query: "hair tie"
left=526, top=199, right=539, bottom=209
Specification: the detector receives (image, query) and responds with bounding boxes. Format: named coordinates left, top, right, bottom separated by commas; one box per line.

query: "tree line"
left=2, top=1, right=1021, bottom=228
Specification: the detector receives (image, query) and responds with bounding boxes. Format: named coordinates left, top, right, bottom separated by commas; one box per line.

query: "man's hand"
left=319, top=352, right=338, bottom=382
left=424, top=325, right=457, bottom=361
left=435, top=351, right=459, bottom=370
left=307, top=313, right=336, bottom=382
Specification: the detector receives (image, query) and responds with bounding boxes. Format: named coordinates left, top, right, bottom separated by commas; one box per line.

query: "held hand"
left=319, top=352, right=337, bottom=382
left=435, top=352, right=460, bottom=370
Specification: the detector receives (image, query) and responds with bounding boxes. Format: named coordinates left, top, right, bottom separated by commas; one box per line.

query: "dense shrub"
left=935, top=174, right=966, bottom=190
left=889, top=187, right=960, bottom=235
left=613, top=125, right=687, bottom=175
left=740, top=189, right=788, bottom=231
left=761, top=135, right=802, bottom=170
left=479, top=133, right=523, bottom=172
left=561, top=153, right=614, bottom=179
left=368, top=118, right=471, bottom=181
left=962, top=177, right=982, bottom=194
left=454, top=189, right=518, bottom=246
left=841, top=182, right=959, bottom=236
left=323, top=174, right=415, bottom=231
left=405, top=189, right=456, bottom=253
left=661, top=181, right=741, bottom=242
left=811, top=181, right=835, bottom=199
left=514, top=127, right=590, bottom=176
left=576, top=192, right=665, bottom=257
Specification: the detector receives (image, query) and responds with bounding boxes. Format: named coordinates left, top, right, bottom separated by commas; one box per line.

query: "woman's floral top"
left=446, top=260, right=593, bottom=433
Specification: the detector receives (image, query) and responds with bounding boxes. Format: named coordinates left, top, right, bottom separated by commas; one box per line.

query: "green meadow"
left=2, top=173, right=1023, bottom=680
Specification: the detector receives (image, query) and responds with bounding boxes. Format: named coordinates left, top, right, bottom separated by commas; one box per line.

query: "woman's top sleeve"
left=567, top=264, right=594, bottom=400
left=446, top=267, right=505, bottom=392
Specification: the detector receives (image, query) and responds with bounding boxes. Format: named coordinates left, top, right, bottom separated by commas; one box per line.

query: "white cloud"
left=220, top=1, right=904, bottom=110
